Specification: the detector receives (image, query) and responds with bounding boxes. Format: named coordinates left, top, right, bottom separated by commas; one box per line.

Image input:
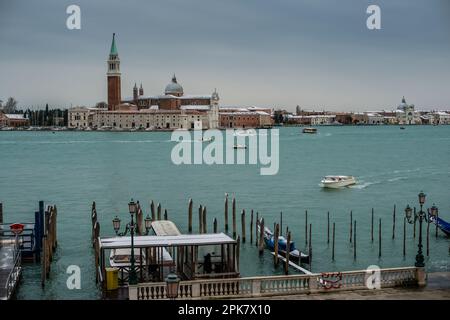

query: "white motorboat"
left=233, top=144, right=247, bottom=149
left=303, top=127, right=317, bottom=134
left=321, top=175, right=356, bottom=188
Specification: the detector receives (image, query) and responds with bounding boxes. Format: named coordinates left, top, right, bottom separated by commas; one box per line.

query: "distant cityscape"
left=1, top=33, right=449, bottom=130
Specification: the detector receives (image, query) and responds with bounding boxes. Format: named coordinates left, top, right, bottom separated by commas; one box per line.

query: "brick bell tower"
left=107, top=33, right=121, bottom=111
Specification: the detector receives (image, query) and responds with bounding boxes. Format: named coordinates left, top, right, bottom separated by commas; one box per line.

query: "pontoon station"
left=96, top=220, right=240, bottom=291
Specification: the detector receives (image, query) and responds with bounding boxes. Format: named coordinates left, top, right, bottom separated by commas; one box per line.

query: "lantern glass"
left=165, top=273, right=180, bottom=299
left=418, top=191, right=426, bottom=205
left=405, top=205, right=413, bottom=221
left=144, top=215, right=152, bottom=231
left=112, top=216, right=121, bottom=233
left=430, top=204, right=438, bottom=217
left=128, top=199, right=137, bottom=214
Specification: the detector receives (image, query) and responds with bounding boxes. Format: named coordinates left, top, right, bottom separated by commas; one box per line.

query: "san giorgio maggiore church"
left=69, top=34, right=219, bottom=130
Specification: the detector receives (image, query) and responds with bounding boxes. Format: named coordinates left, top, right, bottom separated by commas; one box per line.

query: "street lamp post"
left=112, top=199, right=138, bottom=285
left=404, top=191, right=429, bottom=268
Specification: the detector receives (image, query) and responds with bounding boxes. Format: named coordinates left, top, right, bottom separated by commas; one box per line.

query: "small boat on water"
left=233, top=144, right=247, bottom=149
left=303, top=127, right=317, bottom=134
left=321, top=175, right=356, bottom=188
left=400, top=126, right=405, bottom=130
left=429, top=215, right=450, bottom=237
left=258, top=223, right=310, bottom=264
left=199, top=137, right=214, bottom=142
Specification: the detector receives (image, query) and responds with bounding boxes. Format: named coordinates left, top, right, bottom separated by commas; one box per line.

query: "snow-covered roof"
left=4, top=114, right=26, bottom=119
left=99, top=233, right=236, bottom=249
left=180, top=105, right=211, bottom=110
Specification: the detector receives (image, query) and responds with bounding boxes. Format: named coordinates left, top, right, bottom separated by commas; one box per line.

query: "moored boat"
left=257, top=223, right=310, bottom=264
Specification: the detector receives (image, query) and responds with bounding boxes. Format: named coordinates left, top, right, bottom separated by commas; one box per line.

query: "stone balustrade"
left=129, top=266, right=420, bottom=300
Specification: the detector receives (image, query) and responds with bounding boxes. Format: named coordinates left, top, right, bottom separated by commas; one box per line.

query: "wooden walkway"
left=0, top=242, right=21, bottom=300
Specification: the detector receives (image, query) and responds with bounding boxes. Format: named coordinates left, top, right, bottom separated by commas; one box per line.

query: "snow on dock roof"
left=99, top=233, right=236, bottom=249
left=151, top=220, right=181, bottom=236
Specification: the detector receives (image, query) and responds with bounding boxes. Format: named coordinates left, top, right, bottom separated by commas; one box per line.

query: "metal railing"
left=129, top=266, right=419, bottom=300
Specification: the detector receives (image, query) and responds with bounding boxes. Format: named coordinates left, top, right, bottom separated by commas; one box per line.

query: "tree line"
left=1, top=97, right=68, bottom=127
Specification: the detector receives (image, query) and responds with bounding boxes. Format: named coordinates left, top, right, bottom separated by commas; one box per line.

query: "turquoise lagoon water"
left=0, top=126, right=449, bottom=299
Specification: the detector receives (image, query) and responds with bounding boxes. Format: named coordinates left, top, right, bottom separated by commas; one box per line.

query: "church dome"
left=165, top=75, right=183, bottom=95
left=397, top=96, right=408, bottom=110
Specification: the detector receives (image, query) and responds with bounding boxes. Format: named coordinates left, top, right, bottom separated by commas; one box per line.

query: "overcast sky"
left=1, top=0, right=449, bottom=111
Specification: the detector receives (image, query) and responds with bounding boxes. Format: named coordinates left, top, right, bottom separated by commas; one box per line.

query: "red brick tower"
left=107, top=33, right=121, bottom=110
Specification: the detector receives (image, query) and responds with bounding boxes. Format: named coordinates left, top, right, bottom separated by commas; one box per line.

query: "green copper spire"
left=110, top=33, right=118, bottom=56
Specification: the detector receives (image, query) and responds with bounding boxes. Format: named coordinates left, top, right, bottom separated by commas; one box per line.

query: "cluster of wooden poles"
left=330, top=205, right=440, bottom=261
left=187, top=196, right=441, bottom=265
left=41, top=205, right=58, bottom=287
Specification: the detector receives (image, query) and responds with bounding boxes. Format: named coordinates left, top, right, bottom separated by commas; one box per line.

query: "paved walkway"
left=246, top=272, right=450, bottom=300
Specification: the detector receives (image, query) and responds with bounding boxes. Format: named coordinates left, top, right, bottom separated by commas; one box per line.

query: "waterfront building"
left=396, top=96, right=420, bottom=124
left=431, top=111, right=450, bottom=125
left=219, top=107, right=273, bottom=128
left=0, top=112, right=29, bottom=128
left=69, top=34, right=219, bottom=130
left=285, top=114, right=336, bottom=125
left=334, top=112, right=353, bottom=125
left=365, top=112, right=384, bottom=125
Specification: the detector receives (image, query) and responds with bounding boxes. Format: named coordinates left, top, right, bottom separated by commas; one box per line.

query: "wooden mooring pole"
left=232, top=197, right=236, bottom=239
left=202, top=206, right=207, bottom=234
left=371, top=208, right=374, bottom=243
left=150, top=200, right=155, bottom=221
left=392, top=205, right=396, bottom=239
left=241, top=210, right=246, bottom=243
left=164, top=209, right=168, bottom=221
left=327, top=211, right=330, bottom=244
left=188, top=198, right=193, bottom=233
left=198, top=205, right=203, bottom=234
left=0, top=202, right=3, bottom=224
left=436, top=211, right=439, bottom=238
left=157, top=203, right=161, bottom=220
left=413, top=207, right=416, bottom=238
left=332, top=222, right=335, bottom=261
left=258, top=218, right=265, bottom=255
left=305, top=210, right=308, bottom=246
left=250, top=210, right=254, bottom=244
left=285, top=231, right=291, bottom=275
left=349, top=210, right=353, bottom=243
left=426, top=210, right=430, bottom=256
left=378, top=218, right=382, bottom=258
left=280, top=212, right=283, bottom=236
left=308, top=224, right=312, bottom=267
left=403, top=217, right=406, bottom=257
left=274, top=223, right=279, bottom=266
left=224, top=194, right=229, bottom=232
left=353, top=220, right=357, bottom=260
left=213, top=218, right=217, bottom=233
left=255, top=212, right=259, bottom=247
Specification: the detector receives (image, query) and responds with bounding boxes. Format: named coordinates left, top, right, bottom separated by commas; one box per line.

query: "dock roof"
left=151, top=220, right=181, bottom=236
left=99, top=233, right=236, bottom=249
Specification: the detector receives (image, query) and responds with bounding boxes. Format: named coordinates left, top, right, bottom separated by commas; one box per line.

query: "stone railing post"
left=129, top=285, right=138, bottom=300
left=251, top=279, right=262, bottom=297
left=308, top=275, right=319, bottom=293
left=192, top=282, right=201, bottom=298
left=416, top=267, right=426, bottom=287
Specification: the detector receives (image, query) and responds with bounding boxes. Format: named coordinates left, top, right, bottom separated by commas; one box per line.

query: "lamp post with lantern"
left=112, top=199, right=140, bottom=285
left=404, top=191, right=433, bottom=268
